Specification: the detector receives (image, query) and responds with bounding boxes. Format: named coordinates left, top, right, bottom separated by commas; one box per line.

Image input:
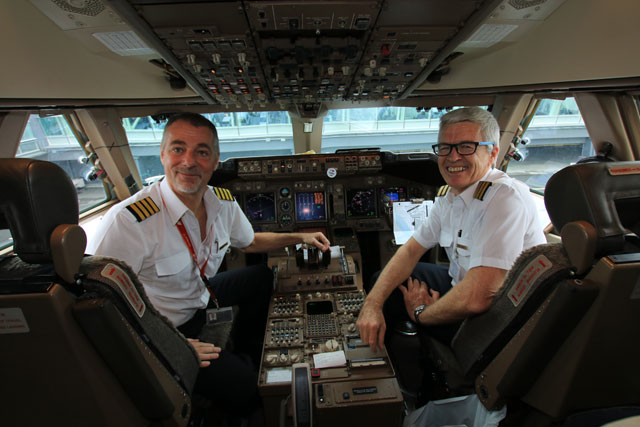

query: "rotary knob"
left=325, top=339, right=339, bottom=351
left=265, top=353, right=278, bottom=365
left=290, top=352, right=302, bottom=363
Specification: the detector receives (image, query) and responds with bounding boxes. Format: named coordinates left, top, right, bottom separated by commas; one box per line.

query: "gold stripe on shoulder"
left=473, top=181, right=492, bottom=201
left=213, top=186, right=234, bottom=201
left=436, top=185, right=450, bottom=197
left=126, top=197, right=160, bottom=222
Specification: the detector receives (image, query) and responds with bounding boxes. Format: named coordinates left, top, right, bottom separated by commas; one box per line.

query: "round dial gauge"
left=280, top=200, right=291, bottom=212
left=280, top=214, right=293, bottom=226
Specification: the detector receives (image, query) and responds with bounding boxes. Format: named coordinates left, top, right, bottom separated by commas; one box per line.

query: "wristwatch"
left=413, top=304, right=427, bottom=324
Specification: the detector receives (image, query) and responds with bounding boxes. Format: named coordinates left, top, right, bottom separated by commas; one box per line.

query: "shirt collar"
left=448, top=168, right=497, bottom=207
left=159, top=178, right=222, bottom=225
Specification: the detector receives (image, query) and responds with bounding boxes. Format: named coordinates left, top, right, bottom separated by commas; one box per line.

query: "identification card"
left=206, top=306, right=234, bottom=324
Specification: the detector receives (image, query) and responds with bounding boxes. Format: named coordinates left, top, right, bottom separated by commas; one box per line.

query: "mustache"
left=175, top=167, right=202, bottom=177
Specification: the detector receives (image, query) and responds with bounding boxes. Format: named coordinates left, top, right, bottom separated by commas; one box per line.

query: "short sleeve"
left=228, top=201, right=255, bottom=248
left=412, top=198, right=444, bottom=250
left=86, top=207, right=148, bottom=273
left=468, top=187, right=533, bottom=271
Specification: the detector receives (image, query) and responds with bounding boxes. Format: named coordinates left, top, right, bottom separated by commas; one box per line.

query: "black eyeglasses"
left=432, top=141, right=494, bottom=156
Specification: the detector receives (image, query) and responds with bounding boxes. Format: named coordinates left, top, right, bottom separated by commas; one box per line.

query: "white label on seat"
left=508, top=255, right=553, bottom=307
left=101, top=263, right=146, bottom=317
left=0, top=308, right=30, bottom=334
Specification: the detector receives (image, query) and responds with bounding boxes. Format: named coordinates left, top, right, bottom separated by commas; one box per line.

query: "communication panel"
left=259, top=246, right=402, bottom=427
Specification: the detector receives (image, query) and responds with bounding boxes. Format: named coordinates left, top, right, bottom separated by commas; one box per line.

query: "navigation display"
left=244, top=192, right=276, bottom=222
left=346, top=189, right=377, bottom=218
left=295, top=192, right=326, bottom=221
left=381, top=186, right=407, bottom=203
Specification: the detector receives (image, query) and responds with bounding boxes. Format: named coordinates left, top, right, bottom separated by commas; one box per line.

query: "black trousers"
left=367, top=262, right=461, bottom=345
left=177, top=263, right=273, bottom=414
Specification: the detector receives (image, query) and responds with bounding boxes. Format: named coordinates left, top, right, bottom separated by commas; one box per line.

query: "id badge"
left=206, top=306, right=234, bottom=324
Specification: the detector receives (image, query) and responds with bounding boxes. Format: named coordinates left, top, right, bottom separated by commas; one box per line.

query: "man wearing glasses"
left=357, top=107, right=546, bottom=351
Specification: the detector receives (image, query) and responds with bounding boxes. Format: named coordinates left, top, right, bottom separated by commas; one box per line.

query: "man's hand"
left=399, top=277, right=440, bottom=322
left=302, top=232, right=331, bottom=251
left=356, top=302, right=386, bottom=352
left=187, top=338, right=222, bottom=368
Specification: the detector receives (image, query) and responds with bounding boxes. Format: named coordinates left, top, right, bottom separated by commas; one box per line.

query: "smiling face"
left=437, top=122, right=498, bottom=195
left=160, top=120, right=220, bottom=202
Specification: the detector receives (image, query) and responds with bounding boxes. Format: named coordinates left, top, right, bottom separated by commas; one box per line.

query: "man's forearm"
left=242, top=232, right=305, bottom=253
left=417, top=266, right=506, bottom=325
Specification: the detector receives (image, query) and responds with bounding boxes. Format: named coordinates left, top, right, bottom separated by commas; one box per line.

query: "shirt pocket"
left=455, top=237, right=472, bottom=270
left=155, top=249, right=191, bottom=277
left=439, top=226, right=453, bottom=249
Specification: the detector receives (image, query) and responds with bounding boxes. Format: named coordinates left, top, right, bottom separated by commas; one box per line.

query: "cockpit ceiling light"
left=93, top=31, right=155, bottom=56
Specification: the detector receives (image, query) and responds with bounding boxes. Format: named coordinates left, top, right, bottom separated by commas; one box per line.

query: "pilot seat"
left=404, top=161, right=640, bottom=426
left=0, top=158, right=200, bottom=426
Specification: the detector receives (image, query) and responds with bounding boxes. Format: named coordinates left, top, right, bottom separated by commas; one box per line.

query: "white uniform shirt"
left=86, top=179, right=255, bottom=326
left=413, top=168, right=546, bottom=285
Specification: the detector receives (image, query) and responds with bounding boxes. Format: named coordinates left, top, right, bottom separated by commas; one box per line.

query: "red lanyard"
left=161, top=193, right=218, bottom=303
left=175, top=219, right=218, bottom=304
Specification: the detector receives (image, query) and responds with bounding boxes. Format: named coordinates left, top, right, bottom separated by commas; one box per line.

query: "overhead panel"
left=123, top=0, right=490, bottom=109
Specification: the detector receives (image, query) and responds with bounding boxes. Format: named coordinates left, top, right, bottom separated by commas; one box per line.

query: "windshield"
left=123, top=112, right=295, bottom=183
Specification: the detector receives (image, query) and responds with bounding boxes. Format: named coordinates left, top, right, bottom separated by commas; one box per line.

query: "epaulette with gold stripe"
left=213, top=186, right=234, bottom=201
left=473, top=181, right=492, bottom=201
left=126, top=196, right=160, bottom=222
left=436, top=185, right=450, bottom=197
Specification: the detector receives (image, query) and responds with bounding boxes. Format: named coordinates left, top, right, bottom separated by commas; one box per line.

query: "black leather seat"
left=422, top=161, right=640, bottom=425
left=0, top=158, right=200, bottom=426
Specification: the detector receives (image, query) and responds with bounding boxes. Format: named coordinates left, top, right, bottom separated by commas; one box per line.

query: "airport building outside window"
left=0, top=115, right=110, bottom=249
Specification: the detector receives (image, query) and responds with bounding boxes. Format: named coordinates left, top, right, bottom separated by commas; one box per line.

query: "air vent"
left=51, top=0, right=105, bottom=16
left=508, top=0, right=548, bottom=10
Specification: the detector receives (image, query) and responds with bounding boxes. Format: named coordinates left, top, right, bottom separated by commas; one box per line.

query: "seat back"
left=0, top=158, right=199, bottom=426
left=467, top=161, right=640, bottom=420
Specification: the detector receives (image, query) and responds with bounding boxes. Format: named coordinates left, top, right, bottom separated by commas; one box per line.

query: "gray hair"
left=161, top=112, right=219, bottom=155
left=438, top=107, right=500, bottom=151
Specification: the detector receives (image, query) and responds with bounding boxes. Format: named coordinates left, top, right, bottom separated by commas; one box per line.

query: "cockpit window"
left=507, top=98, right=594, bottom=193
left=0, top=115, right=110, bottom=250
left=123, top=112, right=294, bottom=183
left=321, top=106, right=475, bottom=153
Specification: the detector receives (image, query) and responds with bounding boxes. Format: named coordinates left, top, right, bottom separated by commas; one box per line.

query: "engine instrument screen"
left=295, top=191, right=326, bottom=221
left=244, top=192, right=276, bottom=222
left=346, top=189, right=377, bottom=218
left=381, top=186, right=407, bottom=203
left=307, top=300, right=334, bottom=315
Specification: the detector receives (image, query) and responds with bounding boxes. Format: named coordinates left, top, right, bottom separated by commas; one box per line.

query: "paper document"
left=392, top=201, right=433, bottom=245
left=313, top=350, right=347, bottom=369
left=265, top=367, right=292, bottom=384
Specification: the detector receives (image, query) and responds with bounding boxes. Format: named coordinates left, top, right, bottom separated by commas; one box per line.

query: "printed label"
left=508, top=255, right=553, bottom=307
left=0, top=308, right=30, bottom=334
left=101, top=263, right=146, bottom=317
left=608, top=165, right=640, bottom=176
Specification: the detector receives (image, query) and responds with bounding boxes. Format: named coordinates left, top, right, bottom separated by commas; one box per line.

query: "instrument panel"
left=259, top=248, right=403, bottom=427
left=214, top=151, right=442, bottom=234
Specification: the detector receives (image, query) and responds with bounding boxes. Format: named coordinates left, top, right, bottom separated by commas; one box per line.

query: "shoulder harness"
left=436, top=185, right=450, bottom=197
left=126, top=196, right=160, bottom=222
left=473, top=181, right=493, bottom=201
left=213, top=186, right=234, bottom=201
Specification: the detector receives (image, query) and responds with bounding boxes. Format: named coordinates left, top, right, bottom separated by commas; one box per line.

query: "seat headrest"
left=0, top=158, right=79, bottom=263
left=545, top=161, right=640, bottom=255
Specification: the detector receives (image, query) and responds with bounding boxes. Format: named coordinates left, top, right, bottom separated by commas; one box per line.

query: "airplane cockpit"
left=1, top=0, right=640, bottom=426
